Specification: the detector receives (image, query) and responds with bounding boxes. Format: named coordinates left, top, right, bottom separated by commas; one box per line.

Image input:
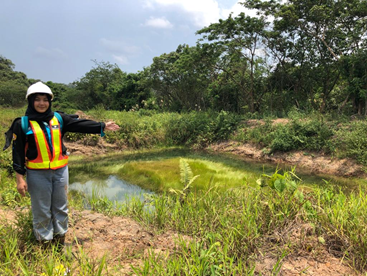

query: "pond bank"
left=207, top=141, right=366, bottom=178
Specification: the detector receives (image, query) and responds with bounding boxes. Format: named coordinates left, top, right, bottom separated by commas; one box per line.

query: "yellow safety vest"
left=25, top=116, right=68, bottom=170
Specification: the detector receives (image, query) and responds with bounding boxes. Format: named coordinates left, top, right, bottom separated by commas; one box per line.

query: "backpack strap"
left=21, top=112, right=64, bottom=134
left=21, top=116, right=29, bottom=134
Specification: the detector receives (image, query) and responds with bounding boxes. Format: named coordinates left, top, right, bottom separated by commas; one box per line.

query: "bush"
left=165, top=111, right=240, bottom=148
left=269, top=119, right=334, bottom=153
left=334, top=121, right=367, bottom=165
left=233, top=117, right=335, bottom=153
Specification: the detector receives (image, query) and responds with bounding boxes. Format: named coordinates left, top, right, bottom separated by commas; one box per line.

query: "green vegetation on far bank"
left=3, top=106, right=367, bottom=168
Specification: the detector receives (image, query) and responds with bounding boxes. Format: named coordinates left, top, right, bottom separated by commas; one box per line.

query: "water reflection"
left=70, top=175, right=153, bottom=203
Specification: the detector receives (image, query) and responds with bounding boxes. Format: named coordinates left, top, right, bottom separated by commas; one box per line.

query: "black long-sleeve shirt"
left=12, top=113, right=105, bottom=175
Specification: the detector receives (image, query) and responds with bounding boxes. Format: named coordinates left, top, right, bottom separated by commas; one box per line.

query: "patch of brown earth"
left=64, top=139, right=117, bottom=156
left=245, top=118, right=290, bottom=128
left=254, top=222, right=358, bottom=275
left=74, top=110, right=93, bottom=120
left=67, top=209, right=192, bottom=275
left=0, top=207, right=191, bottom=275
left=208, top=141, right=365, bottom=177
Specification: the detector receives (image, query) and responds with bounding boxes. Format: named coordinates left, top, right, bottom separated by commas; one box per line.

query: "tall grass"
left=124, top=168, right=367, bottom=274
left=1, top=154, right=367, bottom=274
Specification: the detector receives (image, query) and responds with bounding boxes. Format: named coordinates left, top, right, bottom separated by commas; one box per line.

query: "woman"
left=8, top=81, right=119, bottom=248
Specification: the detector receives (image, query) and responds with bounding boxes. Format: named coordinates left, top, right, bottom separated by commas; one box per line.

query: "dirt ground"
left=207, top=141, right=365, bottom=177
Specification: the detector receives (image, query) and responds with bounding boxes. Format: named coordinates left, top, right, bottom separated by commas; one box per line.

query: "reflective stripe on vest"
left=26, top=116, right=68, bottom=170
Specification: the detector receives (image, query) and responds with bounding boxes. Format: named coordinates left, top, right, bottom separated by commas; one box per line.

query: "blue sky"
left=0, top=0, right=251, bottom=84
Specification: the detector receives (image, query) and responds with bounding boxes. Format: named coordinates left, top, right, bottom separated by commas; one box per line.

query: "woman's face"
left=33, top=94, right=50, bottom=113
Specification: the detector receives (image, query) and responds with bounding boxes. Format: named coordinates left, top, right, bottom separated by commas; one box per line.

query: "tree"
left=45, top=81, right=78, bottom=110
left=197, top=13, right=268, bottom=113
left=73, top=60, right=151, bottom=111
left=110, top=70, right=152, bottom=111
left=339, top=50, right=367, bottom=115
left=243, top=0, right=367, bottom=113
left=73, top=61, right=125, bottom=109
left=0, top=56, right=30, bottom=107
left=150, top=44, right=217, bottom=112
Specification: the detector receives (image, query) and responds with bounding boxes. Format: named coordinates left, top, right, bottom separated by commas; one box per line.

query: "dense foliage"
left=1, top=0, right=366, bottom=115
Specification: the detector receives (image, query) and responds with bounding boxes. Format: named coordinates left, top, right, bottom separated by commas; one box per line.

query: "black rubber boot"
left=53, top=235, right=65, bottom=252
left=39, top=240, right=53, bottom=249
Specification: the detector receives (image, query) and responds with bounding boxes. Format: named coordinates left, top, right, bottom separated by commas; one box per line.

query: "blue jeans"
left=27, top=166, right=68, bottom=241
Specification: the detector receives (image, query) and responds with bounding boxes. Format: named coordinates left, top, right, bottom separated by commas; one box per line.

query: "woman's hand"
left=104, top=121, right=120, bottom=131
left=16, top=173, right=27, bottom=197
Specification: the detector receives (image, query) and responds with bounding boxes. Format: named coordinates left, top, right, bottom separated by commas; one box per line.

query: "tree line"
left=1, top=0, right=366, bottom=116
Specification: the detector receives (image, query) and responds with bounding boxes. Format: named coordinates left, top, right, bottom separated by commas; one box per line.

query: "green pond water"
left=69, top=151, right=367, bottom=203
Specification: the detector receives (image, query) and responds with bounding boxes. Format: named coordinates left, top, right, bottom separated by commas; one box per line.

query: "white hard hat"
left=26, top=81, right=54, bottom=100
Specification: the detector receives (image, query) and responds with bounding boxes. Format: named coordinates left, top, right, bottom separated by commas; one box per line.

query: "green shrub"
left=234, top=118, right=334, bottom=153
left=165, top=111, right=240, bottom=148
left=269, top=119, right=334, bottom=152
left=334, top=121, right=367, bottom=165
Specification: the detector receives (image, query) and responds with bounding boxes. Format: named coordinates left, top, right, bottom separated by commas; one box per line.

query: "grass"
left=2, top=106, right=367, bottom=274
left=1, top=152, right=367, bottom=274
left=3, top=106, right=367, bottom=166
left=124, top=171, right=367, bottom=274
left=69, top=155, right=367, bottom=274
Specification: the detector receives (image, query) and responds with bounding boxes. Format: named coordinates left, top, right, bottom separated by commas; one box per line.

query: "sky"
left=0, top=0, right=252, bottom=84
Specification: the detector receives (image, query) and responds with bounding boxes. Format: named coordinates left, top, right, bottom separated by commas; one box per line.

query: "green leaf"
left=274, top=179, right=286, bottom=193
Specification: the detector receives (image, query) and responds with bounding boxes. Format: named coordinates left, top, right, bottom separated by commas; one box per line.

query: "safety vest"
left=25, top=115, right=68, bottom=170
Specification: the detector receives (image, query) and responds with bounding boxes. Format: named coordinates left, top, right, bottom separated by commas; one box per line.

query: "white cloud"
left=144, top=0, right=251, bottom=28
left=155, top=0, right=221, bottom=27
left=144, top=16, right=174, bottom=28
left=221, top=1, right=257, bottom=19
left=113, top=55, right=130, bottom=65
left=34, top=47, right=67, bottom=59
left=142, top=0, right=155, bottom=9
left=100, top=38, right=140, bottom=54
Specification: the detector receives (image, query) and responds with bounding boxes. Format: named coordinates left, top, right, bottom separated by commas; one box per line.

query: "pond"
left=68, top=149, right=367, bottom=204
left=69, top=175, right=153, bottom=203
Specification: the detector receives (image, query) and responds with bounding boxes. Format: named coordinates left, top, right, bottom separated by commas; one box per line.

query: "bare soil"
left=207, top=141, right=365, bottom=177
